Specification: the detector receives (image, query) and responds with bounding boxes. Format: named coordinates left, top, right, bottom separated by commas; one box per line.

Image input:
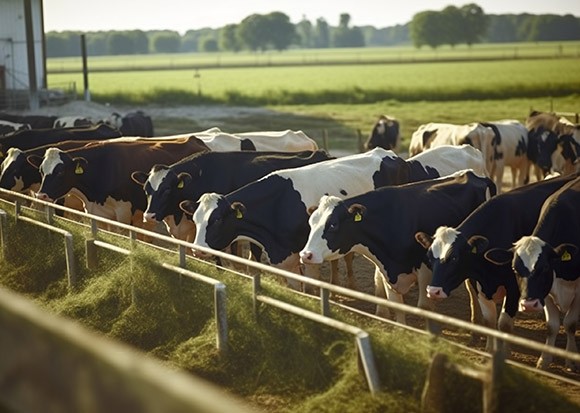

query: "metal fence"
left=0, top=189, right=578, bottom=412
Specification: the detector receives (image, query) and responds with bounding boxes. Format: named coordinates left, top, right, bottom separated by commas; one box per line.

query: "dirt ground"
left=25, top=101, right=580, bottom=403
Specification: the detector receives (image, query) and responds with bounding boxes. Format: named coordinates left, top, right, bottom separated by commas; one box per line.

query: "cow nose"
left=35, top=192, right=51, bottom=202
left=520, top=298, right=543, bottom=312
left=426, top=285, right=447, bottom=299
left=300, top=250, right=314, bottom=264
left=192, top=248, right=211, bottom=259
left=143, top=212, right=156, bottom=222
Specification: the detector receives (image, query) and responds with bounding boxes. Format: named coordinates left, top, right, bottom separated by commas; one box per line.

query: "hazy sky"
left=43, top=1, right=580, bottom=33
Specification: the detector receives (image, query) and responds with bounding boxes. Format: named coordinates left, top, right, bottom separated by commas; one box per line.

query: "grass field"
left=46, top=42, right=580, bottom=152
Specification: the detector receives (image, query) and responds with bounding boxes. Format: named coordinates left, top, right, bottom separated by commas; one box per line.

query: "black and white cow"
left=103, top=111, right=154, bottom=137
left=0, top=120, right=31, bottom=137
left=130, top=150, right=333, bottom=243
left=408, top=122, right=494, bottom=158
left=0, top=123, right=122, bottom=162
left=0, top=112, right=57, bottom=129
left=480, top=119, right=530, bottom=193
left=365, top=115, right=401, bottom=151
left=415, top=172, right=580, bottom=350
left=194, top=128, right=319, bottom=152
left=28, top=136, right=210, bottom=230
left=526, top=111, right=580, bottom=178
left=181, top=145, right=487, bottom=288
left=53, top=116, right=94, bottom=129
left=488, top=176, right=580, bottom=371
left=299, top=170, right=495, bottom=325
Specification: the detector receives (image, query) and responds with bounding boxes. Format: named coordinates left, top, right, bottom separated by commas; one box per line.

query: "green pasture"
left=47, top=41, right=580, bottom=72
left=0, top=206, right=578, bottom=412
left=49, top=58, right=580, bottom=104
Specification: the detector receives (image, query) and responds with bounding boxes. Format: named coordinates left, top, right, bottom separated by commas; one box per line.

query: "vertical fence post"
left=0, top=210, right=6, bottom=259
left=214, top=283, right=228, bottom=356
left=357, top=129, right=365, bottom=153
left=252, top=273, right=261, bottom=317
left=483, top=338, right=504, bottom=413
left=320, top=288, right=330, bottom=317
left=64, top=233, right=77, bottom=289
left=322, top=129, right=329, bottom=152
left=355, top=332, right=381, bottom=395
left=421, top=353, right=447, bottom=413
left=85, top=239, right=97, bottom=270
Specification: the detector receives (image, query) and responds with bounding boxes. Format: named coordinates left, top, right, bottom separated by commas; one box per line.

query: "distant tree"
left=296, top=16, right=314, bottom=48
left=313, top=18, right=330, bottom=48
left=219, top=24, right=241, bottom=52
left=528, top=14, right=580, bottom=41
left=410, top=10, right=446, bottom=49
left=151, top=32, right=181, bottom=53
left=181, top=31, right=199, bottom=52
left=107, top=32, right=134, bottom=55
left=200, top=36, right=218, bottom=52
left=460, top=3, right=488, bottom=46
left=484, top=14, right=518, bottom=43
left=441, top=6, right=463, bottom=47
left=237, top=14, right=270, bottom=51
left=130, top=30, right=149, bottom=54
left=87, top=32, right=108, bottom=56
left=332, top=13, right=365, bottom=47
left=266, top=12, right=295, bottom=51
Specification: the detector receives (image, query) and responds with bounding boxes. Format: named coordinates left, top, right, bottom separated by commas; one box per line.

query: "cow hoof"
left=536, top=358, right=550, bottom=370
left=565, top=362, right=578, bottom=373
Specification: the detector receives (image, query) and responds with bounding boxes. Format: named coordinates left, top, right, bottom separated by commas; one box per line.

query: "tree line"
left=45, top=5, right=580, bottom=57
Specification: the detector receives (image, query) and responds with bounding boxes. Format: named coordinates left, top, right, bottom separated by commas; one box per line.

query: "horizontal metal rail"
left=1, top=189, right=578, bottom=386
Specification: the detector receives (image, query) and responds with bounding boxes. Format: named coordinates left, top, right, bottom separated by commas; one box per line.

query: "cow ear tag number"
left=561, top=250, right=572, bottom=261
left=75, top=164, right=84, bottom=175
left=235, top=210, right=243, bottom=219
left=354, top=212, right=362, bottom=222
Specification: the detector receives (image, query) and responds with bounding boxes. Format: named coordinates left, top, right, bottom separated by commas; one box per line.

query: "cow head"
left=181, top=193, right=244, bottom=254
left=0, top=148, right=28, bottom=192
left=29, top=148, right=87, bottom=202
left=550, top=134, right=580, bottom=176
left=300, top=195, right=362, bottom=265
left=511, top=235, right=578, bottom=311
left=528, top=127, right=558, bottom=176
left=365, top=115, right=399, bottom=151
left=415, top=226, right=488, bottom=300
left=132, top=164, right=193, bottom=223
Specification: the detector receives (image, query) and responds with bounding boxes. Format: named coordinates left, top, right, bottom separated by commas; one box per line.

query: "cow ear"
left=307, top=205, right=318, bottom=216
left=554, top=243, right=578, bottom=262
left=176, top=172, right=192, bottom=189
left=467, top=235, right=488, bottom=255
left=179, top=200, right=197, bottom=215
left=484, top=248, right=513, bottom=265
left=348, top=204, right=366, bottom=222
left=131, top=171, right=148, bottom=186
left=27, top=155, right=43, bottom=169
left=231, top=201, right=246, bottom=219
left=73, top=157, right=88, bottom=175
left=415, top=232, right=433, bottom=250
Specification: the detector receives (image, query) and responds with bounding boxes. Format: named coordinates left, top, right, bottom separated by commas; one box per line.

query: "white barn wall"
left=0, top=0, right=44, bottom=91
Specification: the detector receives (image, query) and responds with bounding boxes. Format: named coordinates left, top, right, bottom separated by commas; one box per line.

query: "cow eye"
left=327, top=222, right=338, bottom=232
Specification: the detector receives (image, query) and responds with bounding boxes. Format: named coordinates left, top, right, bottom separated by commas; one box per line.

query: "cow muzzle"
left=299, top=250, right=322, bottom=265
left=520, top=298, right=544, bottom=312
left=426, top=285, right=448, bottom=300
left=35, top=192, right=54, bottom=202
left=143, top=212, right=157, bottom=223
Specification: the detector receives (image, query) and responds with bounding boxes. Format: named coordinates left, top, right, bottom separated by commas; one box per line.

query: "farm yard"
left=1, top=41, right=580, bottom=411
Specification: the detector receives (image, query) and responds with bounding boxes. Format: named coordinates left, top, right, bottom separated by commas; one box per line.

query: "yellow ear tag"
left=75, top=164, right=84, bottom=175
left=561, top=250, right=572, bottom=261
left=471, top=246, right=477, bottom=254
left=354, top=212, right=362, bottom=222
left=235, top=210, right=243, bottom=219
left=177, top=180, right=184, bottom=189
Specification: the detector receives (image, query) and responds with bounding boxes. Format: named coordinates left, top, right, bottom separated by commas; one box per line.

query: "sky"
left=43, top=0, right=580, bottom=34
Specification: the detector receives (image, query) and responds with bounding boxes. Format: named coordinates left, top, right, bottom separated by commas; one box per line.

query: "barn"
left=0, top=0, right=47, bottom=110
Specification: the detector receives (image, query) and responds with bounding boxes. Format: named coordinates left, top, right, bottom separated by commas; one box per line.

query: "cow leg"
left=344, top=252, right=355, bottom=289
left=562, top=281, right=580, bottom=372
left=373, top=267, right=391, bottom=319
left=302, top=262, right=322, bottom=293
left=417, top=264, right=440, bottom=334
left=464, top=279, right=485, bottom=345
left=537, top=294, right=560, bottom=370
left=330, top=259, right=340, bottom=285
left=477, top=292, right=498, bottom=352
left=385, top=285, right=406, bottom=325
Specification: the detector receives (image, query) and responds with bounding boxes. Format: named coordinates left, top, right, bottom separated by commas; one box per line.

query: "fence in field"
left=0, top=189, right=578, bottom=413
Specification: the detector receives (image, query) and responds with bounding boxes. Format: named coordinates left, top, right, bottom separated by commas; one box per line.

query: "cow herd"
left=0, top=108, right=579, bottom=373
